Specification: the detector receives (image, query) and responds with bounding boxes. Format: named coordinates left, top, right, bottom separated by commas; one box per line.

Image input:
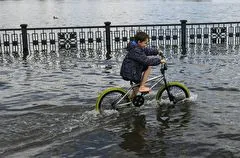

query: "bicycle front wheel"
left=156, top=82, right=190, bottom=104
left=96, top=87, right=130, bottom=113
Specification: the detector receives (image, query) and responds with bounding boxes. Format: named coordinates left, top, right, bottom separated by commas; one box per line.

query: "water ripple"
left=207, top=87, right=240, bottom=92
left=0, top=50, right=240, bottom=157
left=215, top=133, right=240, bottom=141
left=0, top=81, right=12, bottom=90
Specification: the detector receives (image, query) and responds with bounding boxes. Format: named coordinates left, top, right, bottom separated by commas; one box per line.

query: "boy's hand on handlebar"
left=160, top=59, right=166, bottom=64
left=157, top=49, right=166, bottom=64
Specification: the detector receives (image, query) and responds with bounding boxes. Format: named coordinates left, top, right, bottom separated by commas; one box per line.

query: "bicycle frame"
left=114, top=73, right=165, bottom=107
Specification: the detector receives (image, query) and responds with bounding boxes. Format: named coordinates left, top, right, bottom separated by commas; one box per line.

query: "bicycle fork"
left=163, top=75, right=176, bottom=104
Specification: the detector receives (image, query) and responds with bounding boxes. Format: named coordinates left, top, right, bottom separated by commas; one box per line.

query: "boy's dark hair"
left=134, top=31, right=149, bottom=42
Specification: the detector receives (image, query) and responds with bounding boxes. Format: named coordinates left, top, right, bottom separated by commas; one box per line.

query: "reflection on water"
left=118, top=102, right=192, bottom=157
left=119, top=115, right=147, bottom=153
left=156, top=102, right=191, bottom=129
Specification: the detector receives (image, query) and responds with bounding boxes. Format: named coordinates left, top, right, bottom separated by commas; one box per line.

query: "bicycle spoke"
left=158, top=85, right=188, bottom=104
left=98, top=90, right=130, bottom=112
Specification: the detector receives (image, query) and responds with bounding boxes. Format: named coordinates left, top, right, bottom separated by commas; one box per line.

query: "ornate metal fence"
left=186, top=22, right=240, bottom=45
left=109, top=23, right=182, bottom=52
left=0, top=24, right=106, bottom=59
left=0, top=28, right=22, bottom=56
left=1, top=20, right=240, bottom=59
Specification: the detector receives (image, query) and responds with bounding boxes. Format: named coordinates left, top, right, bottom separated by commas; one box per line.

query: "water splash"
left=101, top=109, right=119, bottom=116
left=188, top=92, right=198, bottom=102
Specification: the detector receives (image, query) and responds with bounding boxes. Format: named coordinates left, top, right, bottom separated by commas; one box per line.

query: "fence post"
left=104, top=21, right=111, bottom=59
left=20, top=24, right=29, bottom=59
left=180, top=20, right=187, bottom=55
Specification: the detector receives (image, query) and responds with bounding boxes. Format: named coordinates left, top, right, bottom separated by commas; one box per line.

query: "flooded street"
left=1, top=46, right=240, bottom=157
left=1, top=0, right=240, bottom=157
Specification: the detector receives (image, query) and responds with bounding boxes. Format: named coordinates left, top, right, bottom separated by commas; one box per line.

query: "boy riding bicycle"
left=120, top=31, right=166, bottom=99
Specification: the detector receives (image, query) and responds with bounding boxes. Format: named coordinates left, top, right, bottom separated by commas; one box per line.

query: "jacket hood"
left=126, top=41, right=138, bottom=51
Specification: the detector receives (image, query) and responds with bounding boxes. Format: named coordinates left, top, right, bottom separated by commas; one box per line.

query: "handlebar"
left=158, top=50, right=165, bottom=59
left=160, top=63, right=167, bottom=74
left=161, top=62, right=167, bottom=70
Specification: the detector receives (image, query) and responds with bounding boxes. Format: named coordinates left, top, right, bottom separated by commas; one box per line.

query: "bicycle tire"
left=156, top=82, right=190, bottom=104
left=96, top=87, right=130, bottom=113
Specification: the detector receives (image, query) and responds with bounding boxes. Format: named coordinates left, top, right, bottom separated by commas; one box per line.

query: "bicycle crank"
left=132, top=95, right=145, bottom=107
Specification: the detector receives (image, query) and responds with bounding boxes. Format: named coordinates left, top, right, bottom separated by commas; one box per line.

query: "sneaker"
left=139, top=86, right=150, bottom=93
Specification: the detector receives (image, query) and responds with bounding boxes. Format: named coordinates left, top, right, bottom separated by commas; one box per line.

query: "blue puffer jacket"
left=120, top=41, right=161, bottom=83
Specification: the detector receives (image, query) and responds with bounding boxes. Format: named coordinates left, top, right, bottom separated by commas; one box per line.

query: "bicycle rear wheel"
left=96, top=88, right=130, bottom=113
left=156, top=82, right=190, bottom=104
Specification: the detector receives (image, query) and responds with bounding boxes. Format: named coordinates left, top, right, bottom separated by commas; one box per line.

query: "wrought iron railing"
left=186, top=22, right=240, bottom=45
left=109, top=22, right=183, bottom=52
left=1, top=20, right=240, bottom=59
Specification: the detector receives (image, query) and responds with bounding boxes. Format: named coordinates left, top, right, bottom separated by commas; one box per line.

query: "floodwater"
left=1, top=46, right=240, bottom=158
left=1, top=0, right=240, bottom=158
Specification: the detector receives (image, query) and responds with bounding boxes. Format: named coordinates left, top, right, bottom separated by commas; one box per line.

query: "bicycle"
left=95, top=62, right=190, bottom=113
